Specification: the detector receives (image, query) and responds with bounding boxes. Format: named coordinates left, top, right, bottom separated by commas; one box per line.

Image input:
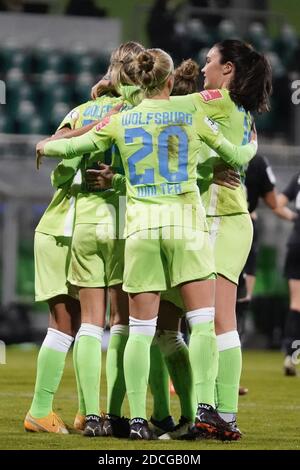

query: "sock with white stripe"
left=186, top=308, right=218, bottom=407
left=216, top=330, right=241, bottom=415
left=30, top=328, right=74, bottom=418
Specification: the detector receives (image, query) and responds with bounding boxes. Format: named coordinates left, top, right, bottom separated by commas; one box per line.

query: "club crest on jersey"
left=67, top=109, right=79, bottom=121
left=96, top=116, right=111, bottom=131
left=200, top=89, right=222, bottom=101
left=204, top=116, right=219, bottom=134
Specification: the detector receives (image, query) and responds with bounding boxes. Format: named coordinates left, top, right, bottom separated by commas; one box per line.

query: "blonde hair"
left=109, top=41, right=145, bottom=90
left=127, top=48, right=174, bottom=98
left=172, top=59, right=200, bottom=96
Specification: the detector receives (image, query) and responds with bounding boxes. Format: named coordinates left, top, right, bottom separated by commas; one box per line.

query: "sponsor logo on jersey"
left=200, top=89, right=223, bottom=102
left=96, top=115, right=111, bottom=131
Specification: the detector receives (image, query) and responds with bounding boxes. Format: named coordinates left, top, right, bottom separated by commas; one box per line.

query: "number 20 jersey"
left=91, top=98, right=206, bottom=237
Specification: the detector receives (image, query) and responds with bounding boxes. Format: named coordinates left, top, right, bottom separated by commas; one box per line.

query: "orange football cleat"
left=24, top=411, right=69, bottom=434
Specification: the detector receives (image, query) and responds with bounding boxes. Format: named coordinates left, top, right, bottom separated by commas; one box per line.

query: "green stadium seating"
left=8, top=82, right=35, bottom=112
left=96, top=51, right=111, bottom=74
left=273, top=25, right=298, bottom=68
left=15, top=100, right=45, bottom=134
left=19, top=115, right=47, bottom=135
left=74, top=72, right=94, bottom=103
left=247, top=22, right=270, bottom=52
left=35, top=51, right=66, bottom=74
left=49, top=102, right=71, bottom=133
left=37, top=71, right=71, bottom=114
left=72, top=55, right=96, bottom=75
left=4, top=50, right=31, bottom=73
left=187, top=18, right=212, bottom=48
left=67, top=43, right=88, bottom=73
left=217, top=19, right=239, bottom=41
left=0, top=114, right=14, bottom=133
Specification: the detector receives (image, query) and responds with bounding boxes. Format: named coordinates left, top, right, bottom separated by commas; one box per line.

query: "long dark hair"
left=216, top=39, right=272, bottom=113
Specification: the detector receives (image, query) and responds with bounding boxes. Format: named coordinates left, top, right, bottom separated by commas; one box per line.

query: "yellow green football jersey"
left=43, top=96, right=256, bottom=237
left=36, top=94, right=121, bottom=236
left=172, top=89, right=252, bottom=215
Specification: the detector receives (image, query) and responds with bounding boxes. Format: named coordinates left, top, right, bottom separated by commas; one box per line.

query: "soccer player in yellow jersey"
left=36, top=47, right=258, bottom=439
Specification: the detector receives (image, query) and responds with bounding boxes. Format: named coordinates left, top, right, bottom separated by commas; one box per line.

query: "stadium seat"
left=265, top=52, right=285, bottom=78
left=4, top=50, right=31, bottom=74
left=8, top=82, right=35, bottom=112
left=6, top=68, right=26, bottom=116
left=41, top=84, right=71, bottom=115
left=96, top=51, right=111, bottom=74
left=72, top=55, right=96, bottom=75
left=6, top=68, right=25, bottom=92
left=14, top=100, right=44, bottom=134
left=0, top=114, right=15, bottom=133
left=35, top=51, right=66, bottom=74
left=74, top=72, right=94, bottom=103
left=247, top=22, right=268, bottom=51
left=19, top=115, right=47, bottom=135
left=49, top=102, right=71, bottom=133
left=217, top=19, right=239, bottom=41
left=0, top=38, right=30, bottom=73
left=186, top=18, right=211, bottom=49
left=273, top=24, right=298, bottom=68
left=37, top=71, right=71, bottom=114
left=67, top=42, right=89, bottom=74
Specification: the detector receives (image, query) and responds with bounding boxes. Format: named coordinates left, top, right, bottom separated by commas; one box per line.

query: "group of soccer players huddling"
left=24, top=38, right=272, bottom=441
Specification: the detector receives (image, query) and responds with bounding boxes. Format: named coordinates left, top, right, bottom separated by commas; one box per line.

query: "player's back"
left=112, top=97, right=206, bottom=236
left=195, top=89, right=252, bottom=216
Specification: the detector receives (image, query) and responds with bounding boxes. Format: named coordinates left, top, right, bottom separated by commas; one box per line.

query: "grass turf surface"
left=0, top=348, right=299, bottom=450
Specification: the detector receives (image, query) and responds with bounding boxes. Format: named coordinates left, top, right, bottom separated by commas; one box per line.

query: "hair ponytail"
left=172, top=59, right=200, bottom=95
left=125, top=48, right=174, bottom=98
left=216, top=40, right=272, bottom=113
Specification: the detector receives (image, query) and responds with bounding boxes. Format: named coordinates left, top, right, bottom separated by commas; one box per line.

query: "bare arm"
left=263, top=189, right=278, bottom=210
left=273, top=193, right=298, bottom=221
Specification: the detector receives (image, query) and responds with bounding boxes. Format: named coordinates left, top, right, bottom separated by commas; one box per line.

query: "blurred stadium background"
left=0, top=0, right=300, bottom=349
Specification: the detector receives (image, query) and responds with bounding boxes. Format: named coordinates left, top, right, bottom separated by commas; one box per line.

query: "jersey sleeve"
left=51, top=156, right=83, bottom=188
left=44, top=116, right=115, bottom=160
left=195, top=112, right=257, bottom=166
left=192, top=89, right=229, bottom=123
left=118, top=84, right=144, bottom=107
left=56, top=106, right=81, bottom=132
left=43, top=132, right=99, bottom=159
left=112, top=173, right=126, bottom=194
left=283, top=174, right=299, bottom=202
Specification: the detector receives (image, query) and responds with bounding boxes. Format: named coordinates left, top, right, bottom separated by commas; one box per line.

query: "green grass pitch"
left=0, top=348, right=299, bottom=450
